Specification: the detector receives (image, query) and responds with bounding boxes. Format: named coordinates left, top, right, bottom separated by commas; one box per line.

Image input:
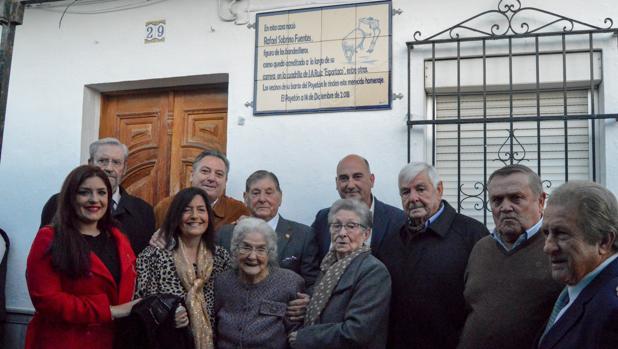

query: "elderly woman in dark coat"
left=215, top=217, right=304, bottom=349
left=289, top=198, right=391, bottom=349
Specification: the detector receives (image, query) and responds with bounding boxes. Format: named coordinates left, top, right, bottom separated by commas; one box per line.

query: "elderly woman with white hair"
left=214, top=217, right=305, bottom=349
left=289, top=198, right=391, bottom=349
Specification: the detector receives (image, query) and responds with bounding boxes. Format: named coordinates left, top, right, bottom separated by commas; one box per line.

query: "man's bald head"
left=335, top=154, right=375, bottom=208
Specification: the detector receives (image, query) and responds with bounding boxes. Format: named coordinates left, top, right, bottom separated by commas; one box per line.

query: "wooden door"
left=169, top=88, right=228, bottom=195
left=100, top=86, right=228, bottom=206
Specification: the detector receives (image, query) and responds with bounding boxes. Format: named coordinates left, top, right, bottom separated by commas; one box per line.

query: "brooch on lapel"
left=281, top=256, right=298, bottom=264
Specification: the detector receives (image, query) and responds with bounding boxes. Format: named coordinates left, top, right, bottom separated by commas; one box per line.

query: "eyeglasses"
left=329, top=222, right=367, bottom=232
left=238, top=243, right=268, bottom=256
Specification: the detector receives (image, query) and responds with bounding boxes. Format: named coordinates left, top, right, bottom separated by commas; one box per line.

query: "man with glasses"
left=217, top=170, right=320, bottom=288
left=40, top=137, right=155, bottom=254
left=376, top=162, right=487, bottom=349
left=312, top=154, right=405, bottom=260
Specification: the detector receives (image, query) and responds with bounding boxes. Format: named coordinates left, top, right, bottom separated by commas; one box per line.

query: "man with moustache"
left=458, top=164, right=562, bottom=349
left=153, top=149, right=250, bottom=232
left=40, top=138, right=155, bottom=254
left=537, top=181, right=618, bottom=349
left=217, top=170, right=320, bottom=288
left=312, top=154, right=404, bottom=259
left=375, top=162, right=487, bottom=349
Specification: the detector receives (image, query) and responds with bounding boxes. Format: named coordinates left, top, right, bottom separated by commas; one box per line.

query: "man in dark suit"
left=40, top=138, right=155, bottom=255
left=537, top=181, right=618, bottom=349
left=217, top=170, right=320, bottom=289
left=312, top=154, right=404, bottom=259
left=377, top=162, right=487, bottom=349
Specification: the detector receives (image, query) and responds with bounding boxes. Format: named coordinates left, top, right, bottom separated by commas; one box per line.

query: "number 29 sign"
left=145, top=20, right=166, bottom=43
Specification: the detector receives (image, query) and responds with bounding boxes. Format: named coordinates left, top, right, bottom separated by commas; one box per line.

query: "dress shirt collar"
left=427, top=202, right=445, bottom=227
left=556, top=253, right=618, bottom=322
left=403, top=200, right=449, bottom=240
left=212, top=196, right=224, bottom=219
left=423, top=200, right=453, bottom=237
left=112, top=189, right=121, bottom=210
left=267, top=214, right=280, bottom=231
left=366, top=196, right=374, bottom=245
left=491, top=216, right=543, bottom=251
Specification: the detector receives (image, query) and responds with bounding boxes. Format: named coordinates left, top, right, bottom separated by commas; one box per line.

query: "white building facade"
left=1, top=0, right=617, bottom=346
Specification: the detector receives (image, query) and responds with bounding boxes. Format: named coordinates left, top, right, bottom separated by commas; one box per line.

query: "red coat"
left=25, top=226, right=136, bottom=349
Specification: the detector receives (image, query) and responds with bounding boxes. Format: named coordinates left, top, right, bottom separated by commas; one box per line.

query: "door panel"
left=100, top=86, right=227, bottom=206
left=169, top=88, right=228, bottom=195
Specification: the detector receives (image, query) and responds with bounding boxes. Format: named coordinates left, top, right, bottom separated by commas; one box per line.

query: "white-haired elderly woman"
left=289, top=198, right=391, bottom=349
left=214, top=217, right=305, bottom=349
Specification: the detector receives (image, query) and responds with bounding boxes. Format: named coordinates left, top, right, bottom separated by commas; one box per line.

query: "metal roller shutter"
left=434, top=90, right=590, bottom=227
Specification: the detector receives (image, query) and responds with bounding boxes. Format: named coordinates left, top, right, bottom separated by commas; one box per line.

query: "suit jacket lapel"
left=276, top=216, right=292, bottom=256
left=540, top=299, right=585, bottom=349
left=541, top=258, right=618, bottom=348
left=113, top=187, right=129, bottom=217
left=371, top=198, right=386, bottom=251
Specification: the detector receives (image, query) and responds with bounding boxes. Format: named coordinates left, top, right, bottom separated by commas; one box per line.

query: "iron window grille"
left=407, top=0, right=618, bottom=226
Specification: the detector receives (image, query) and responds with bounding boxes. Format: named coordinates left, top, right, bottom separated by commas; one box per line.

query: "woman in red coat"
left=26, top=165, right=140, bottom=349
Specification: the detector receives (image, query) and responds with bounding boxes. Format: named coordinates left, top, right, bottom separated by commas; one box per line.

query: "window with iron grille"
left=433, top=90, right=594, bottom=227
left=406, top=1, right=618, bottom=226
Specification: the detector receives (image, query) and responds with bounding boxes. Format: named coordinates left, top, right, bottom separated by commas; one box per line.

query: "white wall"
left=1, top=0, right=616, bottom=311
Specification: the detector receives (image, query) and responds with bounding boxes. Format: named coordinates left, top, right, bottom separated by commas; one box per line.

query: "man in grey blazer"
left=217, top=170, right=320, bottom=289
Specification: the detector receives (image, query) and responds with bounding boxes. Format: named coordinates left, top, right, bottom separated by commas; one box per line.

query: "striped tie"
left=540, top=287, right=569, bottom=343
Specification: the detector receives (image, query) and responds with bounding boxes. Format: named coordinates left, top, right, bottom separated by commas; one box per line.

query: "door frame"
left=80, top=73, right=229, bottom=164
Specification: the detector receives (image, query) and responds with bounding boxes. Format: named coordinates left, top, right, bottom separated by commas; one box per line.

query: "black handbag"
left=115, top=294, right=194, bottom=349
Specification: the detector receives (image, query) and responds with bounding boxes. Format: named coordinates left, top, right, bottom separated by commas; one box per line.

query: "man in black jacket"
left=376, top=162, right=488, bottom=349
left=40, top=137, right=155, bottom=254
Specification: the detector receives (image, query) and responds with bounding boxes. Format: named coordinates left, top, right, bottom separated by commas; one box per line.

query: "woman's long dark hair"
left=50, top=165, right=115, bottom=278
left=161, top=187, right=216, bottom=252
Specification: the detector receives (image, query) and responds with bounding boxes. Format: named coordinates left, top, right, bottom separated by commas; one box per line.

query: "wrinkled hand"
left=288, top=331, right=298, bottom=348
left=174, top=305, right=189, bottom=328
left=149, top=229, right=166, bottom=249
left=286, top=292, right=309, bottom=322
left=110, top=298, right=141, bottom=320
